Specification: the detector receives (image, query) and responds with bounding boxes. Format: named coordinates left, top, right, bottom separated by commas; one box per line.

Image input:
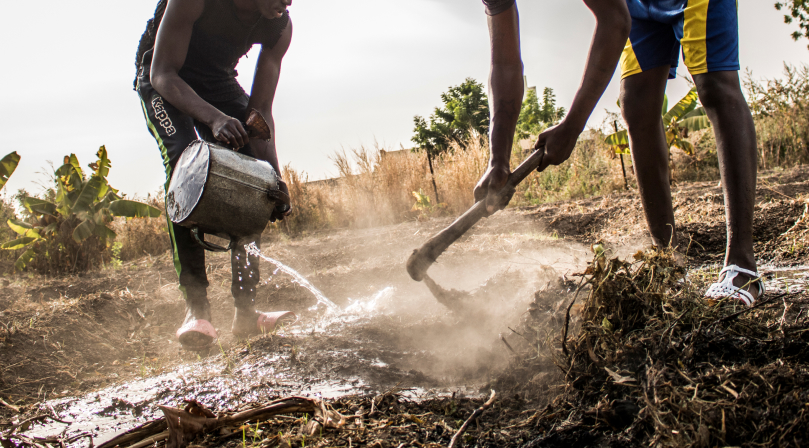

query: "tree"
left=412, top=78, right=490, bottom=202
left=775, top=1, right=809, bottom=49
left=516, top=87, right=566, bottom=140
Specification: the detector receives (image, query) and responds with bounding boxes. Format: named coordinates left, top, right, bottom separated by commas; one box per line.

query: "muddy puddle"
left=29, top=240, right=582, bottom=444
left=763, top=265, right=809, bottom=294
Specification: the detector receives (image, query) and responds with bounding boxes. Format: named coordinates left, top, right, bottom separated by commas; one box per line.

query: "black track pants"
left=136, top=72, right=260, bottom=308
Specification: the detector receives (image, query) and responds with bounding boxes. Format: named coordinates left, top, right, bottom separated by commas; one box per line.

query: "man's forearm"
left=487, top=4, right=523, bottom=168
left=565, top=2, right=631, bottom=131
left=251, top=140, right=281, bottom=175
left=489, top=64, right=524, bottom=166
left=151, top=72, right=226, bottom=129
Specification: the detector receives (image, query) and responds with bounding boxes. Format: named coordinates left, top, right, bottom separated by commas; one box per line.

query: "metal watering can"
left=165, top=111, right=289, bottom=252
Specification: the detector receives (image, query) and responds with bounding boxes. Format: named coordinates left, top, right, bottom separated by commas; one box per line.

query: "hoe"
left=406, top=147, right=547, bottom=309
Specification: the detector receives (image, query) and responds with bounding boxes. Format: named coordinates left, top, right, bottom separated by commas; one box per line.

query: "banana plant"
left=0, top=151, right=20, bottom=191
left=606, top=87, right=712, bottom=156
left=0, top=146, right=162, bottom=271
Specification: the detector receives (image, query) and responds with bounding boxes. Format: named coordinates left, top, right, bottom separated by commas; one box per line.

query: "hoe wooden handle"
left=406, top=147, right=546, bottom=281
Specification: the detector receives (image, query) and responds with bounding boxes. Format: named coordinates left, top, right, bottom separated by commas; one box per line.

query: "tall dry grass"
left=268, top=135, right=628, bottom=236
left=745, top=64, right=809, bottom=170
left=111, top=192, right=171, bottom=262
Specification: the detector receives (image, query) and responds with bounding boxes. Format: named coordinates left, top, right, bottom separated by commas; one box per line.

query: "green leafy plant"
left=110, top=241, right=123, bottom=268
left=605, top=87, right=711, bottom=156
left=0, top=152, right=20, bottom=191
left=411, top=189, right=432, bottom=211
left=0, top=146, right=161, bottom=274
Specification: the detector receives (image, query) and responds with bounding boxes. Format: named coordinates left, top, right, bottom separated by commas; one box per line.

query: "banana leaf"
left=94, top=224, right=117, bottom=245
left=72, top=176, right=106, bottom=213
left=110, top=200, right=162, bottom=218
left=15, top=248, right=36, bottom=271
left=605, top=129, right=629, bottom=147
left=68, top=154, right=84, bottom=179
left=682, top=106, right=706, bottom=119
left=672, top=140, right=695, bottom=155
left=95, top=178, right=111, bottom=201
left=7, top=219, right=41, bottom=238
left=56, top=163, right=83, bottom=192
left=678, top=115, right=712, bottom=132
left=662, top=88, right=699, bottom=125
left=24, top=198, right=57, bottom=216
left=667, top=128, right=695, bottom=155
left=1, top=237, right=38, bottom=250
left=0, top=151, right=20, bottom=191
left=677, top=107, right=711, bottom=133
left=41, top=222, right=58, bottom=235
left=99, top=190, right=122, bottom=208
left=91, top=146, right=111, bottom=178
left=72, top=219, right=96, bottom=243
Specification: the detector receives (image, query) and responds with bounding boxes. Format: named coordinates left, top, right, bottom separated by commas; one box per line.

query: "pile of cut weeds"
left=521, top=248, right=809, bottom=447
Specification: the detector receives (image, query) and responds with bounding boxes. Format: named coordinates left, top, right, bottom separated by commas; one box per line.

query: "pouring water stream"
left=245, top=243, right=340, bottom=312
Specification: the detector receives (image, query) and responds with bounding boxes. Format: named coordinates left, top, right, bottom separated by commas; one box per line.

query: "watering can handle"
left=191, top=227, right=234, bottom=253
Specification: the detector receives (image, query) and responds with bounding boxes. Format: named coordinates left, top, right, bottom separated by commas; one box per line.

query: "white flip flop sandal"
left=704, top=265, right=765, bottom=307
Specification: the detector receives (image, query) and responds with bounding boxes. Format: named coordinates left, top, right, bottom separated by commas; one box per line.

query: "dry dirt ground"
left=1, top=166, right=807, bottom=447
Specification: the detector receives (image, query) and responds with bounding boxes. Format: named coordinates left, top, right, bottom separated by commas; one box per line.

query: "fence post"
left=614, top=121, right=629, bottom=190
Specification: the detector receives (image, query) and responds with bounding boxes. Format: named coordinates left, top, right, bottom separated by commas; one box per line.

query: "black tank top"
left=136, top=0, right=290, bottom=102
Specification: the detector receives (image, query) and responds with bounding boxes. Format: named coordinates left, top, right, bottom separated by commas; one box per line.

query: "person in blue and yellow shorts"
left=618, top=0, right=764, bottom=306
left=476, top=0, right=763, bottom=307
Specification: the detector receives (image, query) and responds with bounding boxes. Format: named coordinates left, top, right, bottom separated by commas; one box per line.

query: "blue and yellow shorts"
left=620, top=0, right=740, bottom=79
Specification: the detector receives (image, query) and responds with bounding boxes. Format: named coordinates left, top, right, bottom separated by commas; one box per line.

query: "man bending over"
left=135, top=0, right=294, bottom=350
left=475, top=0, right=763, bottom=306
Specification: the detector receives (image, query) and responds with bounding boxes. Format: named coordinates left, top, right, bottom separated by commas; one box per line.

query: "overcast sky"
left=1, top=0, right=806, bottom=198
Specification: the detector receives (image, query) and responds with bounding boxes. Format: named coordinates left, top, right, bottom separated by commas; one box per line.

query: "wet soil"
left=1, top=166, right=808, bottom=446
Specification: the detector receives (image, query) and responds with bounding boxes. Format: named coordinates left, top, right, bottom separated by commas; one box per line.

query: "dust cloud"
left=276, top=233, right=592, bottom=389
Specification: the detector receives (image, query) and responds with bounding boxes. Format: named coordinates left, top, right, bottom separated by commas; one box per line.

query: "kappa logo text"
left=151, top=96, right=177, bottom=136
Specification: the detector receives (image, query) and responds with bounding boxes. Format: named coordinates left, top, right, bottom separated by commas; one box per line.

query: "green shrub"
left=0, top=147, right=161, bottom=275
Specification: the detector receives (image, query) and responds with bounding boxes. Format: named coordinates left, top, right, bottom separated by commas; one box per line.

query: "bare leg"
left=620, top=66, right=677, bottom=248
left=692, top=71, right=759, bottom=295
